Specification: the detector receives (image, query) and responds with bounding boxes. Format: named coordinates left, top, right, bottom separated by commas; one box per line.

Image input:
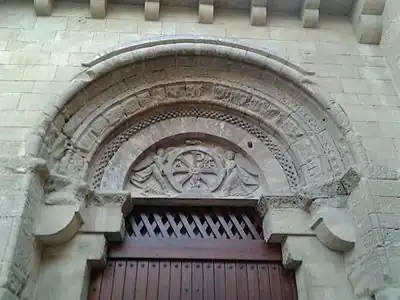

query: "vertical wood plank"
left=147, top=261, right=160, bottom=300
left=269, top=263, right=282, bottom=300
left=123, top=261, right=138, bottom=299
left=99, top=261, right=115, bottom=300
left=247, top=263, right=260, bottom=300
left=225, top=262, right=237, bottom=300
left=158, top=261, right=171, bottom=300
left=87, top=269, right=102, bottom=300
left=181, top=261, right=192, bottom=300
left=214, top=262, right=226, bottom=300
left=203, top=262, right=215, bottom=300
left=291, top=270, right=298, bottom=300
left=111, top=261, right=126, bottom=300
left=191, top=262, right=203, bottom=300
left=258, top=263, right=272, bottom=300
left=236, top=262, right=249, bottom=300
left=279, top=265, right=295, bottom=300
left=170, top=261, right=182, bottom=300
left=135, top=260, right=149, bottom=299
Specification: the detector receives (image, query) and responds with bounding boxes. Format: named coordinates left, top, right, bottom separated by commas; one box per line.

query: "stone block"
left=310, top=206, right=356, bottom=252
left=263, top=208, right=314, bottom=243
left=0, top=288, right=18, bottom=300
left=301, top=0, right=320, bottom=28
left=250, top=6, right=267, bottom=26
left=35, top=234, right=106, bottom=300
left=144, top=1, right=160, bottom=21
left=34, top=205, right=84, bottom=245
left=375, top=288, right=400, bottom=300
left=34, top=0, right=53, bottom=16
left=198, top=4, right=214, bottom=24
left=90, top=0, right=107, bottom=18
left=79, top=206, right=125, bottom=242
left=354, top=15, right=383, bottom=44
left=22, top=66, right=56, bottom=81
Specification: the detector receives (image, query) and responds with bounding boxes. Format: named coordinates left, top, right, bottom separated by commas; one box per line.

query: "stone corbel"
left=310, top=206, right=356, bottom=252
left=90, top=0, right=107, bottom=18
left=301, top=0, right=320, bottom=28
left=250, top=0, right=267, bottom=26
left=144, top=0, right=160, bottom=21
left=34, top=204, right=85, bottom=245
left=351, top=0, right=386, bottom=44
left=34, top=0, right=53, bottom=16
left=198, top=0, right=214, bottom=24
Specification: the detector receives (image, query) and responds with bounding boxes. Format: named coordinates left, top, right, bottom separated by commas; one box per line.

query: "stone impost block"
left=310, top=206, right=356, bottom=252
left=34, top=205, right=84, bottom=245
left=80, top=206, right=125, bottom=242
left=90, top=0, right=107, bottom=18
left=198, top=3, right=214, bottom=24
left=144, top=1, right=160, bottom=21
left=263, top=208, right=314, bottom=243
left=301, top=0, right=320, bottom=28
left=34, top=0, right=53, bottom=16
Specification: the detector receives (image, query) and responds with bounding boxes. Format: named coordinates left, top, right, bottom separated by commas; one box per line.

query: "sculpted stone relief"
left=127, top=140, right=261, bottom=198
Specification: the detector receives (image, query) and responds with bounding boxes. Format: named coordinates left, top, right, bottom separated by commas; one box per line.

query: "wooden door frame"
left=108, top=203, right=282, bottom=262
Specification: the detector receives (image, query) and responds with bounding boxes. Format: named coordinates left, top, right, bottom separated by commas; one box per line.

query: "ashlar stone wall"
left=1, top=1, right=400, bottom=300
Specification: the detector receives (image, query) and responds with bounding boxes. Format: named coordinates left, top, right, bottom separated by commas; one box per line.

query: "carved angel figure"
left=221, top=151, right=259, bottom=196
left=129, top=148, right=169, bottom=194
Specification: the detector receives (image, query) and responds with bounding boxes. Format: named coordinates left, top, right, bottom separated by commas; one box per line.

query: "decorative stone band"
left=299, top=166, right=362, bottom=200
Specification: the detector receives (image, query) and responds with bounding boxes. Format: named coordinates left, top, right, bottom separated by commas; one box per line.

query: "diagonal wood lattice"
left=125, top=206, right=264, bottom=240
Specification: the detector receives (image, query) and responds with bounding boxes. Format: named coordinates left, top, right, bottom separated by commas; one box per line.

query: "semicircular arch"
left=29, top=37, right=365, bottom=199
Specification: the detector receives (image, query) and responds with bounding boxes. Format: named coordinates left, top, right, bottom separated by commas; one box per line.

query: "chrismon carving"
left=89, top=108, right=299, bottom=192
left=128, top=141, right=261, bottom=197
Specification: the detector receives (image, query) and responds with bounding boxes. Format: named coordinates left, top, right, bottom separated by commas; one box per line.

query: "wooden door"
left=88, top=206, right=297, bottom=300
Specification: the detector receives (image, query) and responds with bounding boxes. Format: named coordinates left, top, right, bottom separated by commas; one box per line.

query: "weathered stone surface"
left=262, top=208, right=314, bottom=242
left=0, top=5, right=399, bottom=299
left=34, top=234, right=106, bottom=300
left=144, top=1, right=160, bottom=20
left=301, top=0, right=320, bottom=28
left=310, top=206, right=356, bottom=252
left=283, top=236, right=354, bottom=300
left=80, top=206, right=125, bottom=242
left=34, top=205, right=84, bottom=245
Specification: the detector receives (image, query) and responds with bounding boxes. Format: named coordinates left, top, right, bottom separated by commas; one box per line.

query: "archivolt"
left=28, top=37, right=365, bottom=193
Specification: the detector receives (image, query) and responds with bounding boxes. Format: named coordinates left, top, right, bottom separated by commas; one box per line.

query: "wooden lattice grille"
left=125, top=206, right=264, bottom=240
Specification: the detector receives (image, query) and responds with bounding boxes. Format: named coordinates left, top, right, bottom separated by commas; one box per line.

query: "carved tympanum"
left=128, top=141, right=261, bottom=198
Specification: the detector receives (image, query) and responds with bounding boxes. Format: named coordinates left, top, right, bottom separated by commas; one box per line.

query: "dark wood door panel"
left=89, top=260, right=297, bottom=300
